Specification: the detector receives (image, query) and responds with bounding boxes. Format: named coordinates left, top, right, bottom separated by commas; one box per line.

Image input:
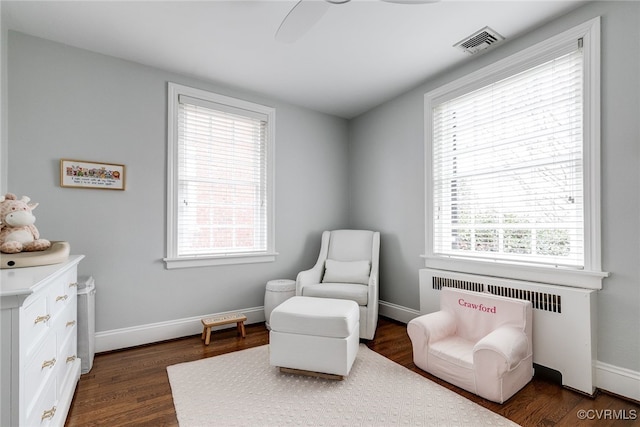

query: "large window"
left=165, top=83, right=275, bottom=269
left=424, top=18, right=606, bottom=289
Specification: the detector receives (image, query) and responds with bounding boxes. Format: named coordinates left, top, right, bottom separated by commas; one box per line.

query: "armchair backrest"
left=327, top=230, right=376, bottom=262
left=440, top=287, right=532, bottom=344
left=312, top=230, right=380, bottom=285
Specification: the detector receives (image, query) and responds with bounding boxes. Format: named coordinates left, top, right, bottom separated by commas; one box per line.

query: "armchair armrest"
left=367, top=271, right=378, bottom=299
left=407, top=311, right=456, bottom=370
left=296, top=230, right=331, bottom=295
left=295, top=263, right=324, bottom=295
left=473, top=326, right=529, bottom=370
left=407, top=310, right=456, bottom=347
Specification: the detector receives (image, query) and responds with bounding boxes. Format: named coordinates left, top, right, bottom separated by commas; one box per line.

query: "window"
left=165, top=83, right=276, bottom=269
left=424, top=18, right=607, bottom=289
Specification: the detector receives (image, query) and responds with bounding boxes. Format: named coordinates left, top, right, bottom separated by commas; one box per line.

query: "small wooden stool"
left=201, top=313, right=247, bottom=345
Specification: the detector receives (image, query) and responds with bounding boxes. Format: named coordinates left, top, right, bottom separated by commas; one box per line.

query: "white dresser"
left=1, top=255, right=84, bottom=427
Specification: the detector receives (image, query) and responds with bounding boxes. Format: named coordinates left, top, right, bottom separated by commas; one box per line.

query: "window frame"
left=423, top=17, right=607, bottom=289
left=164, top=82, right=276, bottom=269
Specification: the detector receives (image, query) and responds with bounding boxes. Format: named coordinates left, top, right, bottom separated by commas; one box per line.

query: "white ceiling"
left=2, top=0, right=587, bottom=119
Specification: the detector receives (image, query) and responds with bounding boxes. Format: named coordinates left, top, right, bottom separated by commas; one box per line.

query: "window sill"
left=164, top=252, right=278, bottom=269
left=421, top=256, right=608, bottom=290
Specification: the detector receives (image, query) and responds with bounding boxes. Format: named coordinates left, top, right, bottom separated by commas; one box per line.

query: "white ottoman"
left=269, top=296, right=360, bottom=378
left=264, top=279, right=296, bottom=330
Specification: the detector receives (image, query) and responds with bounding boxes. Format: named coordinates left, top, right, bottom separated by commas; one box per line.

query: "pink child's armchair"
left=407, top=287, right=533, bottom=403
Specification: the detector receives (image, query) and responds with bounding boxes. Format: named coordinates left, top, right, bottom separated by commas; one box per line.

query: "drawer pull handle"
left=56, top=294, right=69, bottom=302
left=34, top=314, right=50, bottom=324
left=66, top=355, right=77, bottom=363
left=66, top=320, right=77, bottom=327
left=41, top=358, right=56, bottom=369
left=69, top=282, right=78, bottom=288
left=41, top=406, right=56, bottom=421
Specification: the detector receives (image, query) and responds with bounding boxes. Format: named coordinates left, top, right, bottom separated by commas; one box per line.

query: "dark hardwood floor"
left=66, top=317, right=640, bottom=426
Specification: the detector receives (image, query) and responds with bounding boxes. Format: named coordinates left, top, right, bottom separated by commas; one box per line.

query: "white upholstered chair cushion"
left=322, top=259, right=371, bottom=285
left=301, top=283, right=368, bottom=306
left=270, top=296, right=359, bottom=338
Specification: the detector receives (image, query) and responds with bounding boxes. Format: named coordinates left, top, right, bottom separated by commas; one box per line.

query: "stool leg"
left=201, top=326, right=206, bottom=341
left=204, top=327, right=212, bottom=345
left=238, top=321, right=246, bottom=338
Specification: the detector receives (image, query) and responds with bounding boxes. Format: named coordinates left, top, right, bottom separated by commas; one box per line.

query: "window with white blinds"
left=166, top=83, right=275, bottom=268
left=425, top=18, right=606, bottom=288
left=433, top=48, right=583, bottom=267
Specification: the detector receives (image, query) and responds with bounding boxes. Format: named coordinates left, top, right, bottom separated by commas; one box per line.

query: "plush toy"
left=0, top=193, right=51, bottom=254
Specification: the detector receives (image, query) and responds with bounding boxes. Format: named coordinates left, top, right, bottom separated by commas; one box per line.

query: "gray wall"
left=1, top=3, right=7, bottom=194
left=6, top=31, right=350, bottom=332
left=349, top=1, right=640, bottom=372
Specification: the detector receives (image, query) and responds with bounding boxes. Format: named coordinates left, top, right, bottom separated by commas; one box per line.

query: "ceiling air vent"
left=454, top=26, right=504, bottom=54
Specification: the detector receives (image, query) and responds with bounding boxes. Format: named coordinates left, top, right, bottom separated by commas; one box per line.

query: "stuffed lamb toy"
left=0, top=193, right=51, bottom=254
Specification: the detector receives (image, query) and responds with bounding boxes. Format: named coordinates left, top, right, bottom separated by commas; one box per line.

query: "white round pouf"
left=264, top=279, right=296, bottom=330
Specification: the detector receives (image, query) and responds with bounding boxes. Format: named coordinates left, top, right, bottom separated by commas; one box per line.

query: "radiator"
left=419, top=268, right=597, bottom=395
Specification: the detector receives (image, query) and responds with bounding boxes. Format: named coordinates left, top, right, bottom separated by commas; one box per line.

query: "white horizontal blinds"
left=432, top=46, right=584, bottom=268
left=177, top=95, right=268, bottom=257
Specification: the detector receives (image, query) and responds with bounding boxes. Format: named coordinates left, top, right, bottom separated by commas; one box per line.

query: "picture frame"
left=60, top=159, right=126, bottom=190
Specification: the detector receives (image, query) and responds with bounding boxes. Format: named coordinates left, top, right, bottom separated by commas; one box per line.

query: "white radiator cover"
left=419, top=268, right=597, bottom=395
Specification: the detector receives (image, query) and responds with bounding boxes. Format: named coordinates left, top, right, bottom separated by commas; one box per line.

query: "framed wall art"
left=60, top=159, right=126, bottom=190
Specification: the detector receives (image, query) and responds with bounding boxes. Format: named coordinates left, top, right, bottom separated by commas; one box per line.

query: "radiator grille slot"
left=432, top=276, right=484, bottom=292
left=432, top=276, right=562, bottom=313
left=487, top=284, right=562, bottom=313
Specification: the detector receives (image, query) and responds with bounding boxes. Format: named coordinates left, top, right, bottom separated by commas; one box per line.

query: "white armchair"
left=296, top=230, right=380, bottom=340
left=407, top=287, right=533, bottom=403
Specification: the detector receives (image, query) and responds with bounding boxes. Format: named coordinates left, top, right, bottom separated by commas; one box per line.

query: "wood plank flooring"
left=66, top=317, right=639, bottom=426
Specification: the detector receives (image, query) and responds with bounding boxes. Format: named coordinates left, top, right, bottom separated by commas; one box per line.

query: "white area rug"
left=167, top=344, right=519, bottom=427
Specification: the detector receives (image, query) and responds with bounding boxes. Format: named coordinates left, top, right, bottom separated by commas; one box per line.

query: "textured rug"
left=167, top=344, right=519, bottom=427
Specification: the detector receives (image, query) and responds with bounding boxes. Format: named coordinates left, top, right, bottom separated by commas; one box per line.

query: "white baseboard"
left=93, top=300, right=640, bottom=403
left=95, top=301, right=418, bottom=353
left=378, top=300, right=421, bottom=324
left=95, top=306, right=265, bottom=353
left=595, top=360, right=640, bottom=402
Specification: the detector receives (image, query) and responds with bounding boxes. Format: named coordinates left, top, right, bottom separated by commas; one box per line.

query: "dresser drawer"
left=56, top=327, right=78, bottom=395
left=21, top=293, right=50, bottom=358
left=25, top=373, right=57, bottom=427
left=54, top=297, right=77, bottom=344
left=48, top=270, right=78, bottom=321
left=24, top=332, right=57, bottom=413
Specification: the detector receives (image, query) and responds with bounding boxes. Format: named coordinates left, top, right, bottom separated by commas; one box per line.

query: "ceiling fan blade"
left=275, top=0, right=331, bottom=43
